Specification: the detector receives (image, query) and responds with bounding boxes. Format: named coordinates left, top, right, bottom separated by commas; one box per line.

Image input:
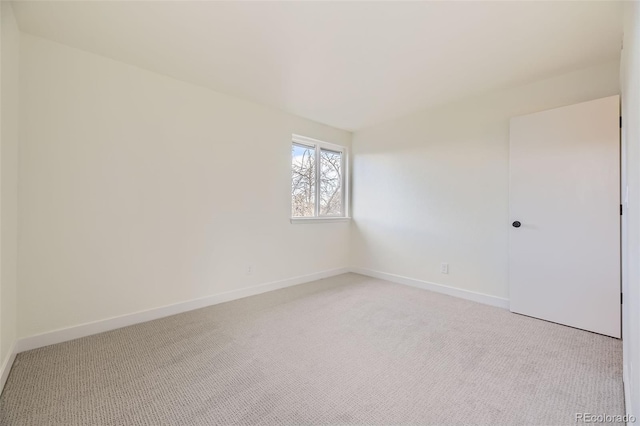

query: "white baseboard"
left=624, top=362, right=633, bottom=420
left=350, top=267, right=510, bottom=309
left=15, top=266, right=508, bottom=354
left=16, top=267, right=349, bottom=353
left=0, top=341, right=17, bottom=396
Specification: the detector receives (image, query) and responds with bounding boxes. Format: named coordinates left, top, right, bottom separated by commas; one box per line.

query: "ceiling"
left=11, top=1, right=623, bottom=131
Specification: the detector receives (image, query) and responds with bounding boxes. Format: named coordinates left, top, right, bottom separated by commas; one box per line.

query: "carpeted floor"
left=0, top=273, right=624, bottom=425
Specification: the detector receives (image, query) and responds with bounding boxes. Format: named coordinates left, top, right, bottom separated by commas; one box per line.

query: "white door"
left=509, top=95, right=620, bottom=338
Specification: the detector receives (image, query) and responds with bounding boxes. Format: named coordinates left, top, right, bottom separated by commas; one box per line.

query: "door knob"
left=512, top=221, right=521, bottom=228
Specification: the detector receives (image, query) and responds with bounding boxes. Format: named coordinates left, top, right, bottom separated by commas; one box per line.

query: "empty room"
left=0, top=1, right=639, bottom=425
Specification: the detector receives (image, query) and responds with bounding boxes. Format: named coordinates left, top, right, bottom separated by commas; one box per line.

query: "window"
left=291, top=135, right=348, bottom=220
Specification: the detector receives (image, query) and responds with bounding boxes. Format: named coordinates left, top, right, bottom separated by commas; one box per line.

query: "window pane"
left=320, top=149, right=343, bottom=216
left=291, top=144, right=316, bottom=217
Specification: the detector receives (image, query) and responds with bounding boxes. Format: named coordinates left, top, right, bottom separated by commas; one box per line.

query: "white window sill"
left=290, top=217, right=351, bottom=224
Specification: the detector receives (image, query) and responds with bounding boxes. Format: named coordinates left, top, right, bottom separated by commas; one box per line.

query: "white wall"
left=18, top=34, right=351, bottom=339
left=621, top=1, right=640, bottom=418
left=351, top=61, right=620, bottom=301
left=0, top=1, right=20, bottom=378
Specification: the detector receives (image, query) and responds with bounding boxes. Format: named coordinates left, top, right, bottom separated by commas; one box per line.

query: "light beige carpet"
left=0, top=273, right=624, bottom=425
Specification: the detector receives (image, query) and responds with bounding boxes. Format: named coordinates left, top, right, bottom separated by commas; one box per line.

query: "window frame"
left=290, top=134, right=350, bottom=223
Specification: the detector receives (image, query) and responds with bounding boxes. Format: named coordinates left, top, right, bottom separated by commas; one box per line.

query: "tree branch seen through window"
left=291, top=137, right=346, bottom=218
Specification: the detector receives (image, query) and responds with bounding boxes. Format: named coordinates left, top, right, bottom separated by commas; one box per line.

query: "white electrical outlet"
left=246, top=265, right=253, bottom=275
left=440, top=263, right=449, bottom=274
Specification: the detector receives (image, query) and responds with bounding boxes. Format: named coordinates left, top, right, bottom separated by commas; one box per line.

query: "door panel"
left=509, top=95, right=620, bottom=338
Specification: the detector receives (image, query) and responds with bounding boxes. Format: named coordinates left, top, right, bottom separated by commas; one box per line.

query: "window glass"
left=319, top=149, right=342, bottom=216
left=291, top=143, right=316, bottom=217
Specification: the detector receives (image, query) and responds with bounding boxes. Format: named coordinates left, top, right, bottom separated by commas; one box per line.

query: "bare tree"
left=291, top=146, right=342, bottom=217
left=291, top=146, right=315, bottom=217
left=319, top=150, right=342, bottom=215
